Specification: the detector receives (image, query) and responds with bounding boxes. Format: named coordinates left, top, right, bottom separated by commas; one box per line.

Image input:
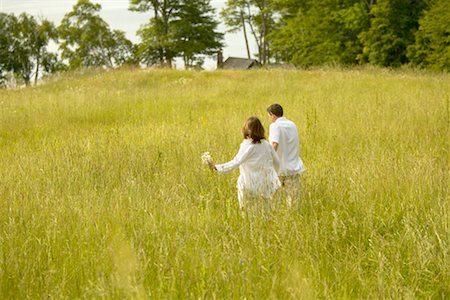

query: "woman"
left=209, top=116, right=281, bottom=209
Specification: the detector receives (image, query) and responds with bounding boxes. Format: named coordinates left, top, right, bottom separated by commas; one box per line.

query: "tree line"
left=0, top=0, right=223, bottom=86
left=224, top=0, right=449, bottom=70
left=1, top=0, right=449, bottom=87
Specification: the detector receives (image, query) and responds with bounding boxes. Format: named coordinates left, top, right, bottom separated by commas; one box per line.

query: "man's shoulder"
left=269, top=122, right=280, bottom=130
left=277, top=118, right=297, bottom=127
left=282, top=117, right=295, bottom=124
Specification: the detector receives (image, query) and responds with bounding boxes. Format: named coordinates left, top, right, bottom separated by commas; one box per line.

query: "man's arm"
left=269, top=123, right=280, bottom=152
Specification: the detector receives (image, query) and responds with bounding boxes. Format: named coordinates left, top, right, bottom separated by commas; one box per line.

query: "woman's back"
left=239, top=139, right=279, bottom=172
left=209, top=116, right=281, bottom=208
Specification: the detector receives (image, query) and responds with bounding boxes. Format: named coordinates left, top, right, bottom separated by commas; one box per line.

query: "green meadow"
left=0, top=68, right=448, bottom=299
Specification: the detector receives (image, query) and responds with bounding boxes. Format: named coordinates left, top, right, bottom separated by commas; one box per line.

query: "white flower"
left=201, top=151, right=213, bottom=165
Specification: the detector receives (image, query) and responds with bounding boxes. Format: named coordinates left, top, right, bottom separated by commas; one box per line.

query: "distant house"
left=218, top=57, right=261, bottom=70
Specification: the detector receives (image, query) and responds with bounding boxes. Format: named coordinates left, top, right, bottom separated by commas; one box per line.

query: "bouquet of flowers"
left=201, top=151, right=213, bottom=165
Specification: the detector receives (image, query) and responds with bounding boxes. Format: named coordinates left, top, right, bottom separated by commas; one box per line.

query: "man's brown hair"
left=242, top=116, right=265, bottom=144
left=266, top=103, right=283, bottom=117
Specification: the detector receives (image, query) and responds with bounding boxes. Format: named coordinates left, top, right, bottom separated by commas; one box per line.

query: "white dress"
left=216, top=139, right=281, bottom=207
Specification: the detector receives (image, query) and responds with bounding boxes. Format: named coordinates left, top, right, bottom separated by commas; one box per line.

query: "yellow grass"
left=0, top=68, right=448, bottom=298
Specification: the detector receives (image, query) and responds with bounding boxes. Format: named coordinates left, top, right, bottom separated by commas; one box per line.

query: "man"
left=267, top=103, right=305, bottom=208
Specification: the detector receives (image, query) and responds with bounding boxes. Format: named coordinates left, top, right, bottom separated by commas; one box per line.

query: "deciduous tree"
left=130, top=0, right=179, bottom=67
left=221, top=0, right=275, bottom=64
left=172, top=0, right=223, bottom=69
left=269, top=0, right=369, bottom=66
left=0, top=13, right=57, bottom=86
left=407, top=0, right=450, bottom=70
left=132, top=0, right=222, bottom=69
left=221, top=0, right=252, bottom=59
left=59, top=0, right=135, bottom=69
left=358, top=0, right=429, bottom=67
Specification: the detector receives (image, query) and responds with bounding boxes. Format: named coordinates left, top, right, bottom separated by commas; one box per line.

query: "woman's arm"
left=215, top=141, right=253, bottom=173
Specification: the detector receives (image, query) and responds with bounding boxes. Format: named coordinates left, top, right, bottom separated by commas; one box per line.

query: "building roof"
left=221, top=57, right=260, bottom=69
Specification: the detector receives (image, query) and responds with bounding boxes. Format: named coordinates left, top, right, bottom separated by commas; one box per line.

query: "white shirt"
left=215, top=139, right=281, bottom=199
left=269, top=117, right=305, bottom=176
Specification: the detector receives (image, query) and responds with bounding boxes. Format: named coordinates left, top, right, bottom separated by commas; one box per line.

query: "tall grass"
left=0, top=68, right=448, bottom=298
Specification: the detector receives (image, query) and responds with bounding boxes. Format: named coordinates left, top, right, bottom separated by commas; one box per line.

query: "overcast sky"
left=0, top=0, right=257, bottom=69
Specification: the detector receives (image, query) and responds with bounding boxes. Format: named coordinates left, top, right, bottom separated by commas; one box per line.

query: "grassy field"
left=0, top=68, right=448, bottom=299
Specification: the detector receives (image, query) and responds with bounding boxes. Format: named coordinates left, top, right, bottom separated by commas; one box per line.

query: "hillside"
left=0, top=68, right=448, bottom=298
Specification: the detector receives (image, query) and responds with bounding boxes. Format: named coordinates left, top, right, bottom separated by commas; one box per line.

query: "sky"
left=0, top=0, right=257, bottom=69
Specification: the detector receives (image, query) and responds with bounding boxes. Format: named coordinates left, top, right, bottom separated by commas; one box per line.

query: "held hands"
left=207, top=161, right=217, bottom=171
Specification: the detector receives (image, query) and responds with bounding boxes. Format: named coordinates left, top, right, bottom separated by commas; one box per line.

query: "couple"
left=208, top=103, right=305, bottom=210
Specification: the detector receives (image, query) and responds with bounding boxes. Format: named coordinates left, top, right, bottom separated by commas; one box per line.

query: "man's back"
left=269, top=117, right=304, bottom=176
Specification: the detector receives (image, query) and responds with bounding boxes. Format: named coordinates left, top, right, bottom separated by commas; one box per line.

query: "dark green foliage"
left=133, top=0, right=222, bottom=68
left=131, top=0, right=179, bottom=67
left=172, top=0, right=223, bottom=69
left=0, top=13, right=15, bottom=86
left=136, top=19, right=172, bottom=67
left=2, top=0, right=449, bottom=81
left=269, top=0, right=370, bottom=67
left=407, top=0, right=450, bottom=71
left=358, top=0, right=429, bottom=67
left=266, top=0, right=448, bottom=70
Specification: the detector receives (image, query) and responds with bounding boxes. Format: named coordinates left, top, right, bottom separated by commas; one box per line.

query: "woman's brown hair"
left=242, top=116, right=265, bottom=144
